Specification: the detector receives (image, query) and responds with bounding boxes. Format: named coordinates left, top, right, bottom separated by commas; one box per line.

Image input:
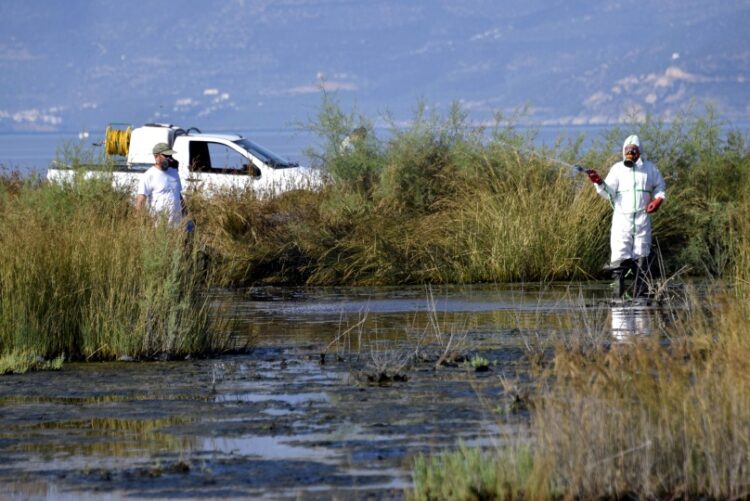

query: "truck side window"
left=207, top=143, right=255, bottom=175
left=189, top=141, right=211, bottom=172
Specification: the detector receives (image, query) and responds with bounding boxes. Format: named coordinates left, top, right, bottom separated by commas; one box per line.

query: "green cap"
left=152, top=142, right=176, bottom=155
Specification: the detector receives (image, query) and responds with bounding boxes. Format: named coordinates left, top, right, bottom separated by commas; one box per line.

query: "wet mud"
left=1, top=348, right=527, bottom=499
left=0, top=284, right=670, bottom=499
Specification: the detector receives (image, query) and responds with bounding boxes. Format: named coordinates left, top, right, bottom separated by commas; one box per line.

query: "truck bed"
left=49, top=162, right=146, bottom=172
left=47, top=163, right=145, bottom=193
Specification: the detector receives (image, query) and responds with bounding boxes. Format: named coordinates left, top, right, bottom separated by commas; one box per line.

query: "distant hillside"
left=0, top=0, right=748, bottom=132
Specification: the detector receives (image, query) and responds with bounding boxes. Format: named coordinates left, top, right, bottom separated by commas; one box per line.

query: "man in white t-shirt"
left=135, top=142, right=183, bottom=227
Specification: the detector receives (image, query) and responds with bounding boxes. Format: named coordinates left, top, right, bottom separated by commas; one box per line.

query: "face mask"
left=623, top=145, right=640, bottom=167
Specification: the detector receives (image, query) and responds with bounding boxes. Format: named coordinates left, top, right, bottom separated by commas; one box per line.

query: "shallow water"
left=0, top=283, right=676, bottom=499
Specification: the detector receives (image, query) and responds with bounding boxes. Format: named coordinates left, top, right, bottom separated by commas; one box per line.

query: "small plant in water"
left=361, top=340, right=411, bottom=385
left=469, top=354, right=490, bottom=372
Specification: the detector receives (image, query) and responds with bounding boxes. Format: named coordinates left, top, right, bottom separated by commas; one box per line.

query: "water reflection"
left=9, top=416, right=196, bottom=459
left=219, top=283, right=617, bottom=347
left=610, top=306, right=654, bottom=341
left=215, top=391, right=329, bottom=404
left=201, top=434, right=339, bottom=462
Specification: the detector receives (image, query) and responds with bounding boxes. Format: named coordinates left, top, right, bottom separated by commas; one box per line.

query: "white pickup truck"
left=47, top=123, right=322, bottom=195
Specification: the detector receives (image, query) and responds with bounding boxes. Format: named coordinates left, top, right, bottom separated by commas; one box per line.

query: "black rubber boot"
left=609, top=259, right=633, bottom=299
left=633, top=256, right=651, bottom=299
left=612, top=269, right=626, bottom=299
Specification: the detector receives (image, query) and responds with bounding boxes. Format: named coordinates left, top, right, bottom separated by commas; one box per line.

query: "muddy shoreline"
left=0, top=341, right=529, bottom=500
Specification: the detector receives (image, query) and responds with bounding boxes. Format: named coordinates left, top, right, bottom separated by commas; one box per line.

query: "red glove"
left=646, top=197, right=663, bottom=214
left=586, top=169, right=603, bottom=185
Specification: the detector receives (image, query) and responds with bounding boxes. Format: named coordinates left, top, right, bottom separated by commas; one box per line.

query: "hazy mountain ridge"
left=1, top=0, right=747, bottom=132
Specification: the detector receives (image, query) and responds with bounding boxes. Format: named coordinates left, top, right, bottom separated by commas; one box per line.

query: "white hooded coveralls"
left=595, top=135, right=666, bottom=264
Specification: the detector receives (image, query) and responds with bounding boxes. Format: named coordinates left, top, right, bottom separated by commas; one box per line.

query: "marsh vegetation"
left=0, top=175, right=233, bottom=369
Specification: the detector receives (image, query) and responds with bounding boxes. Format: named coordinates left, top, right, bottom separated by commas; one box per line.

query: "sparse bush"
left=303, top=92, right=382, bottom=194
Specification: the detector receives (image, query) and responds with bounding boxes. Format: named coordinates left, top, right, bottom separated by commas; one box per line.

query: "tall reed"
left=0, top=175, right=231, bottom=364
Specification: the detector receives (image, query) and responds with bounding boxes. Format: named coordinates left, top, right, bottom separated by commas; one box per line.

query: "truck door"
left=185, top=140, right=260, bottom=192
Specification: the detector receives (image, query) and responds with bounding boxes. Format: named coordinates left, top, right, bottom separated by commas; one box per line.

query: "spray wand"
left=499, top=139, right=588, bottom=175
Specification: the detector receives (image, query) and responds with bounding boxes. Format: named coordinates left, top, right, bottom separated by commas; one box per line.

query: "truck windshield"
left=234, top=139, right=298, bottom=168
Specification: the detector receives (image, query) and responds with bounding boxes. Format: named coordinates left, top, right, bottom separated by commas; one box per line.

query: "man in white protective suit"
left=585, top=135, right=666, bottom=299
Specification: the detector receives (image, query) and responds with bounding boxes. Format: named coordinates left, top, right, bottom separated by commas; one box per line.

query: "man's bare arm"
left=135, top=194, right=146, bottom=211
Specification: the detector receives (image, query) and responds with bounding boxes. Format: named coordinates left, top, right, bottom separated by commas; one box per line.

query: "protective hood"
left=622, top=134, right=642, bottom=161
